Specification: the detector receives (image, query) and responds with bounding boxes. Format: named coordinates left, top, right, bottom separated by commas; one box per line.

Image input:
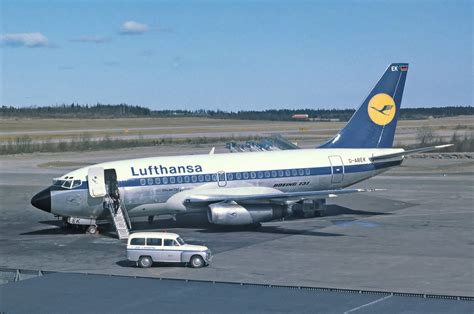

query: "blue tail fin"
left=320, top=63, right=408, bottom=149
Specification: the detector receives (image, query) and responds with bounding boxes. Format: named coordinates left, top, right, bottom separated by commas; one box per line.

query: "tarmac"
left=1, top=272, right=473, bottom=314
left=0, top=145, right=473, bottom=311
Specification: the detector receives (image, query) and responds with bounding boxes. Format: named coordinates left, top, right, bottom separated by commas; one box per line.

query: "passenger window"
left=155, top=177, right=161, bottom=185
left=131, top=238, right=145, bottom=246
left=298, top=169, right=304, bottom=176
left=292, top=169, right=298, bottom=176
left=169, top=177, right=176, bottom=184
left=243, top=172, right=249, bottom=179
left=227, top=173, right=233, bottom=180
left=285, top=170, right=291, bottom=176
left=198, top=175, right=204, bottom=182
left=164, top=239, right=175, bottom=246
left=271, top=171, right=277, bottom=178
left=140, top=179, right=146, bottom=186
left=250, top=172, right=256, bottom=179
left=265, top=171, right=271, bottom=178
left=212, top=174, right=217, bottom=181
left=192, top=176, right=197, bottom=183
left=147, top=178, right=154, bottom=185
left=177, top=176, right=183, bottom=183
left=184, top=176, right=190, bottom=183
left=146, top=238, right=162, bottom=246
left=162, top=177, right=168, bottom=184
left=257, top=172, right=264, bottom=179
left=236, top=173, right=242, bottom=180
left=278, top=170, right=284, bottom=177
left=205, top=174, right=211, bottom=181
left=305, top=168, right=311, bottom=175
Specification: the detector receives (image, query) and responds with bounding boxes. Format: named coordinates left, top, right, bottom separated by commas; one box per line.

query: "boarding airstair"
left=105, top=196, right=131, bottom=240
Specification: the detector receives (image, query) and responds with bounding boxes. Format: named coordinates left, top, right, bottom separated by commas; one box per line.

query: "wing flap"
left=184, top=188, right=382, bottom=205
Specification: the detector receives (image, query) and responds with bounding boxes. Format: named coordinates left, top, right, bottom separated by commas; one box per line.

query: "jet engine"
left=207, top=201, right=285, bottom=225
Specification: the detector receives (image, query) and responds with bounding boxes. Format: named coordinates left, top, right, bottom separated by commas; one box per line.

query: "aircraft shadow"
left=20, top=220, right=119, bottom=239
left=20, top=226, right=84, bottom=236
left=21, top=204, right=388, bottom=237
left=197, top=226, right=344, bottom=237
left=322, top=204, right=391, bottom=217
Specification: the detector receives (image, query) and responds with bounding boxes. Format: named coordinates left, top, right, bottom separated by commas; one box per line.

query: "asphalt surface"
left=1, top=273, right=473, bottom=314
left=1, top=147, right=473, bottom=309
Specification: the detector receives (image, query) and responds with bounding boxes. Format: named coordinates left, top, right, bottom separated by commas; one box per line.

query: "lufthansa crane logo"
left=367, top=93, right=396, bottom=126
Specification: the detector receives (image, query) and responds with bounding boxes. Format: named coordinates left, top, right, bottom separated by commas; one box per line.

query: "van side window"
left=130, top=238, right=145, bottom=245
left=164, top=239, right=175, bottom=246
left=147, top=238, right=162, bottom=246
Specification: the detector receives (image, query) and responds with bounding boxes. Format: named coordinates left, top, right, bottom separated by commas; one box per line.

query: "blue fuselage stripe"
left=62, top=160, right=400, bottom=191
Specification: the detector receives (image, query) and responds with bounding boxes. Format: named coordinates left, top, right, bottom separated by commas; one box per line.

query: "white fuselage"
left=50, top=148, right=404, bottom=219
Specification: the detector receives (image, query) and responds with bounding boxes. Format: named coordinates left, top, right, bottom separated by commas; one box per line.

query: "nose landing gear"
left=86, top=225, right=99, bottom=235
left=61, top=217, right=100, bottom=235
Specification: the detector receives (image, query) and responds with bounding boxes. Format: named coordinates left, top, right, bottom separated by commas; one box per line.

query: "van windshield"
left=176, top=237, right=185, bottom=245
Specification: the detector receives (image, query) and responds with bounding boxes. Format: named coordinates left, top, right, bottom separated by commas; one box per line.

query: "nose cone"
left=31, top=187, right=52, bottom=212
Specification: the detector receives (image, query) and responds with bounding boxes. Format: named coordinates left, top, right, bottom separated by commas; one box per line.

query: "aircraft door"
left=88, top=167, right=106, bottom=197
left=217, top=171, right=227, bottom=187
left=104, top=169, right=119, bottom=197
left=328, top=156, right=344, bottom=184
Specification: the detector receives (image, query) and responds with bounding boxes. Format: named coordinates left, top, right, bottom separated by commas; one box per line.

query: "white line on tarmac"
left=343, top=294, right=393, bottom=313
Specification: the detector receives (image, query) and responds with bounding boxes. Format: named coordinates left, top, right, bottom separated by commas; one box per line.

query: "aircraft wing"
left=370, top=144, right=453, bottom=162
left=184, top=187, right=381, bottom=205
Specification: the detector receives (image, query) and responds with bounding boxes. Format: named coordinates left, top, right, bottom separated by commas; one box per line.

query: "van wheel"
left=138, top=256, right=153, bottom=268
left=189, top=255, right=204, bottom=268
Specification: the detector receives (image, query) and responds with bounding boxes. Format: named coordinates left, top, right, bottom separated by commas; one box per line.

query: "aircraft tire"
left=86, top=225, right=98, bottom=235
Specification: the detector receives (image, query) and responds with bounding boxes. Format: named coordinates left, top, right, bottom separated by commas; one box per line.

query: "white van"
left=127, top=232, right=212, bottom=268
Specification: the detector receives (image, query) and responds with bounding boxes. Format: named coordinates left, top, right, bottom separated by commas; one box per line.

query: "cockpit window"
left=53, top=177, right=82, bottom=189
left=72, top=180, right=82, bottom=188
left=62, top=180, right=73, bottom=189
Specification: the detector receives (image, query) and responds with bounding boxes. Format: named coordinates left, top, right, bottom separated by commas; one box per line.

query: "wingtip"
left=356, top=188, right=386, bottom=192
left=435, top=144, right=454, bottom=149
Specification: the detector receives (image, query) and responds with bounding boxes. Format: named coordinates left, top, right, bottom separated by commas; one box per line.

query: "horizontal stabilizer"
left=184, top=188, right=383, bottom=205
left=370, top=144, right=453, bottom=161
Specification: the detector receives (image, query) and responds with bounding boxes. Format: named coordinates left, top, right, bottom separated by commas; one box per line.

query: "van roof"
left=129, top=232, right=179, bottom=239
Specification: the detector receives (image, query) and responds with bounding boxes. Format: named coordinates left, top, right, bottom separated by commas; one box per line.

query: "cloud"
left=103, top=61, right=119, bottom=67
left=0, top=32, right=49, bottom=47
left=172, top=57, right=183, bottom=68
left=69, top=36, right=110, bottom=44
left=139, top=49, right=155, bottom=57
left=120, top=21, right=150, bottom=35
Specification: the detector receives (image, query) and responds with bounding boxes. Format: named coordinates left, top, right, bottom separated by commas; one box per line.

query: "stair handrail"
left=119, top=198, right=132, bottom=230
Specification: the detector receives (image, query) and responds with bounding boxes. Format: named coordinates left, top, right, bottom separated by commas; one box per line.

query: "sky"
left=0, top=0, right=472, bottom=110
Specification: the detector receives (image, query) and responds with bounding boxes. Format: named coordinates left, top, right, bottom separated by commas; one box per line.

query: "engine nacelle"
left=207, top=201, right=284, bottom=225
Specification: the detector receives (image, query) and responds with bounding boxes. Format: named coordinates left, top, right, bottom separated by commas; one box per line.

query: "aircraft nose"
left=31, top=187, right=52, bottom=213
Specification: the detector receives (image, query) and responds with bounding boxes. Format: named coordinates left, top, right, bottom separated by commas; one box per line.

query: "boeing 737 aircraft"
left=31, top=63, right=450, bottom=238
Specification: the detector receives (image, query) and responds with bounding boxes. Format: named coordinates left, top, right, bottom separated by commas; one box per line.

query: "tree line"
left=1, top=104, right=472, bottom=121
